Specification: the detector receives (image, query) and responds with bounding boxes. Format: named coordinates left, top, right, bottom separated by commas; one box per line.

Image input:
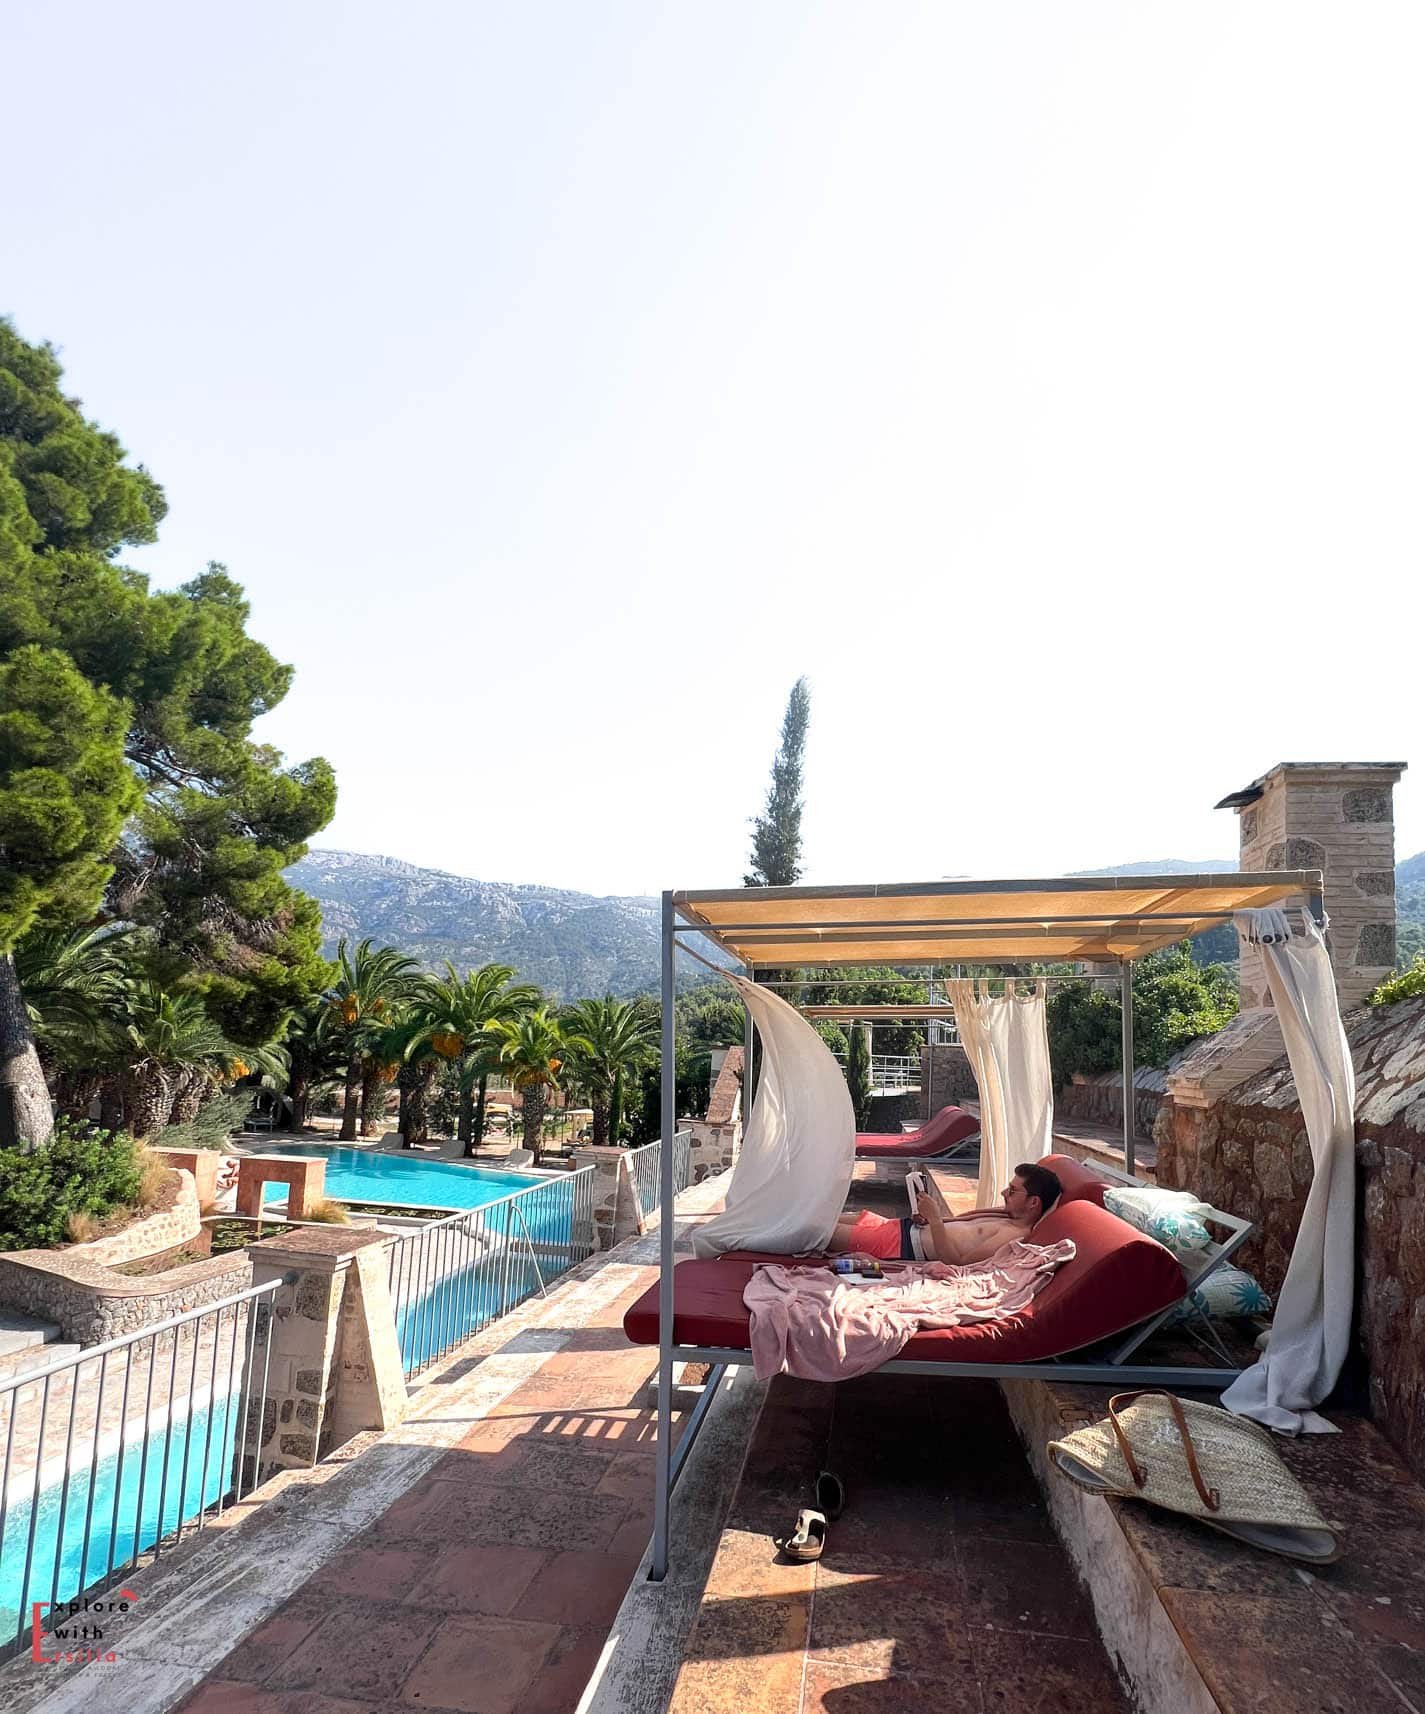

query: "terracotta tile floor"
left=171, top=1275, right=678, bottom=1714
left=669, top=1370, right=1129, bottom=1714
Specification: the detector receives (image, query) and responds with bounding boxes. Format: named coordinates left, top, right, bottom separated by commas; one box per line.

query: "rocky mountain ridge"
left=288, top=848, right=1425, bottom=998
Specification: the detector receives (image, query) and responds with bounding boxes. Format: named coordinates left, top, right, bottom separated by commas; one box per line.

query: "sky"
left=6, top=2, right=1422, bottom=897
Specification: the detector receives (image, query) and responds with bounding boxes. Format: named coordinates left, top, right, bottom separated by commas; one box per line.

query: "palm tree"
left=493, top=1007, right=566, bottom=1162
left=282, top=997, right=344, bottom=1131
left=322, top=939, right=421, bottom=1140
left=13, top=924, right=136, bottom=1118
left=401, top=963, right=540, bottom=1155
left=561, top=995, right=659, bottom=1147
left=118, top=981, right=239, bottom=1139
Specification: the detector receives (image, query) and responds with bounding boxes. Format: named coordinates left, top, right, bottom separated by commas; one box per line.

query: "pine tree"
left=745, top=677, right=810, bottom=887
left=0, top=317, right=336, bottom=1146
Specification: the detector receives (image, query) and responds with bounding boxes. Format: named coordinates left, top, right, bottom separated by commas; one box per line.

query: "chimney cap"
left=1216, top=760, right=1407, bottom=811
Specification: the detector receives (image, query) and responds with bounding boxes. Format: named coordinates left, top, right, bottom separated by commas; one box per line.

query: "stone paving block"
left=397, top=1612, right=560, bottom=1714
left=808, top=1565, right=977, bottom=1677
left=263, top=1600, right=442, bottom=1699
left=406, top=1543, right=548, bottom=1615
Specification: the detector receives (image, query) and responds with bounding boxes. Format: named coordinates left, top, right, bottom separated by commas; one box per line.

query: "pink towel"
left=742, top=1239, right=1076, bottom=1382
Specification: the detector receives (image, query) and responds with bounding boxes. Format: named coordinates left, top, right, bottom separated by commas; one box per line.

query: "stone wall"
left=574, top=1146, right=645, bottom=1250
left=0, top=1244, right=252, bottom=1345
left=864, top=1091, right=919, bottom=1133
left=920, top=1044, right=978, bottom=1117
left=687, top=1121, right=739, bottom=1184
left=1057, top=1069, right=1169, bottom=1137
left=1156, top=991, right=1425, bottom=1479
left=69, top=1168, right=202, bottom=1267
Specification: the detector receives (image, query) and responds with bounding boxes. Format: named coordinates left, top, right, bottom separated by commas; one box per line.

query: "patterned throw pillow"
left=1169, top=1264, right=1273, bottom=1322
left=1102, top=1185, right=1215, bottom=1257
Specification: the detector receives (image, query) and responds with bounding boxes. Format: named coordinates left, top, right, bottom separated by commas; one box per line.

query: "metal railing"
left=870, top=1055, right=922, bottom=1090
left=384, top=1167, right=598, bottom=1378
left=626, top=1130, right=694, bottom=1223
left=0, top=1274, right=289, bottom=1660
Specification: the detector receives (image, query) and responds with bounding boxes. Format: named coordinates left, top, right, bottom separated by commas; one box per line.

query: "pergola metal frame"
left=648, top=870, right=1323, bottom=1580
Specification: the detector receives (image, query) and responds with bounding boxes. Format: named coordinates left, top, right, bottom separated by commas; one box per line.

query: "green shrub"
left=1370, top=957, right=1425, bottom=1007
left=162, top=1091, right=250, bottom=1151
left=1046, top=943, right=1239, bottom=1086
left=0, top=1121, right=144, bottom=1251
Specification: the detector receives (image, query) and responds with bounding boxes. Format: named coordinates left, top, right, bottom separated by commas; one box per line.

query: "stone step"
left=0, top=1340, right=82, bottom=1388
left=0, top=1311, right=77, bottom=1390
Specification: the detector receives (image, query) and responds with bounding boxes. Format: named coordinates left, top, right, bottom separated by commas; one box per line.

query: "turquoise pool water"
left=249, top=1145, right=538, bottom=1210
left=0, top=1393, right=238, bottom=1647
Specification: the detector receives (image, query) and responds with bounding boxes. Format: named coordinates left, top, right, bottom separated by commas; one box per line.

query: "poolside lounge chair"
left=505, top=1147, right=535, bottom=1168
left=854, top=1104, right=981, bottom=1162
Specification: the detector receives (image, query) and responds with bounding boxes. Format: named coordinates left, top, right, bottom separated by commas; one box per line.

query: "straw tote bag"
left=1048, top=1390, right=1341, bottom=1564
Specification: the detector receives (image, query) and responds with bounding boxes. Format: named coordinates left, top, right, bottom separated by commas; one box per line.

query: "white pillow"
left=1102, top=1185, right=1215, bottom=1257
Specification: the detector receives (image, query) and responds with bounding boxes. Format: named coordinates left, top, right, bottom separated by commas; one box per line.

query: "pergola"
left=648, top=869, right=1322, bottom=1579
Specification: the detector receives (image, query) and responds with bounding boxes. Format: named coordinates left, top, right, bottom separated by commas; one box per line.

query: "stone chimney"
left=1167, top=759, right=1406, bottom=1111
left=1219, top=761, right=1406, bottom=1011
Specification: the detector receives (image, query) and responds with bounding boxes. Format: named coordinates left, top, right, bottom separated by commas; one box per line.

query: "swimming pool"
left=0, top=1391, right=239, bottom=1648
left=247, top=1145, right=540, bottom=1211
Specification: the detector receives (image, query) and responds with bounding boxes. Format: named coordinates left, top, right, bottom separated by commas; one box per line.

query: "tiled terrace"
left=176, top=1277, right=675, bottom=1714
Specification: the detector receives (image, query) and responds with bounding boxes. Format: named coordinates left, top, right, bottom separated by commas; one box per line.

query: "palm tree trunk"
left=99, top=1076, right=123, bottom=1133
left=609, top=1067, right=624, bottom=1145
left=0, top=952, right=54, bottom=1152
left=522, top=1084, right=546, bottom=1160
left=54, top=1069, right=103, bottom=1124
left=339, top=1052, right=361, bottom=1141
left=591, top=1098, right=610, bottom=1148
left=168, top=1066, right=208, bottom=1126
left=122, top=1065, right=172, bottom=1140
left=288, top=1073, right=309, bottom=1132
left=457, top=1083, right=475, bottom=1149
left=405, top=1062, right=436, bottom=1148
left=464, top=1075, right=488, bottom=1160
left=359, top=1060, right=385, bottom=1136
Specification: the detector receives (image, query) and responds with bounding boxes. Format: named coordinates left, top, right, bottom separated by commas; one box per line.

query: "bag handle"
left=1106, top=1390, right=1221, bottom=1513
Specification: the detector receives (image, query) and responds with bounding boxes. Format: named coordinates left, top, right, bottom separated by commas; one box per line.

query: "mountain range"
left=287, top=848, right=1425, bottom=999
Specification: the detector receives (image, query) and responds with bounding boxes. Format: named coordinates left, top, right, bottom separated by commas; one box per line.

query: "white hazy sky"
left=7, top=2, right=1422, bottom=896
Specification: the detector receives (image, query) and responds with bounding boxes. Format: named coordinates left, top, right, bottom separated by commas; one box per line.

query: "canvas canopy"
left=673, top=873, right=1319, bottom=967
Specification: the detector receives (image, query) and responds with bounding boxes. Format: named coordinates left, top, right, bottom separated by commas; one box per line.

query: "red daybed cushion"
left=1040, top=1153, right=1110, bottom=1209
left=622, top=1199, right=1182, bottom=1364
left=855, top=1107, right=981, bottom=1159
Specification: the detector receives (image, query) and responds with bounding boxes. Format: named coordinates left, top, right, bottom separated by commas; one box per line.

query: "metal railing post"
left=651, top=890, right=676, bottom=1581
left=1121, top=959, right=1136, bottom=1177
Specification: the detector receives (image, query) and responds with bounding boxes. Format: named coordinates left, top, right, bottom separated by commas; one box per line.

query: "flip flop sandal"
left=778, top=1508, right=827, bottom=1562
left=815, top=1470, right=846, bottom=1520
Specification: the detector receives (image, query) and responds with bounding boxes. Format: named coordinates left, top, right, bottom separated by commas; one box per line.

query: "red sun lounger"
left=855, top=1104, right=981, bottom=1160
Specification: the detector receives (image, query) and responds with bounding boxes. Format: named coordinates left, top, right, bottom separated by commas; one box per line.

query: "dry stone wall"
left=1156, top=992, right=1425, bottom=1479
left=70, top=1168, right=201, bottom=1267
left=0, top=1246, right=252, bottom=1345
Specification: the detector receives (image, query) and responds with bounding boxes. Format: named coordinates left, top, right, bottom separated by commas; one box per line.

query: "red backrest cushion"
left=1041, top=1153, right=1109, bottom=1208
left=1009, top=1198, right=1184, bottom=1355
left=918, top=1105, right=973, bottom=1147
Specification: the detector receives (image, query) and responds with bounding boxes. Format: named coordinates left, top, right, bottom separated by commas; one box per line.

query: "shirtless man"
left=826, top=1162, right=1062, bottom=1266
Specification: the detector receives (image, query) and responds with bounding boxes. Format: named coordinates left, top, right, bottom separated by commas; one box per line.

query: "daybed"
left=626, top=1152, right=1251, bottom=1380
left=854, top=1104, right=981, bottom=1161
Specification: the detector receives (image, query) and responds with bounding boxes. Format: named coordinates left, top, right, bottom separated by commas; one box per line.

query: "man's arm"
left=915, top=1197, right=1017, bottom=1265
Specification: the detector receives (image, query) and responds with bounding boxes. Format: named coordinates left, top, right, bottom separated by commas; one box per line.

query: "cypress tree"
left=745, top=677, right=810, bottom=888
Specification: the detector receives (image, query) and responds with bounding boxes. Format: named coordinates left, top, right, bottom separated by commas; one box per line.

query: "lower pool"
left=246, top=1145, right=539, bottom=1210
left=0, top=1392, right=238, bottom=1648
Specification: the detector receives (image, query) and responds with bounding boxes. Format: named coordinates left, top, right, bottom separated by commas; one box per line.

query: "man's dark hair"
left=1014, top=1163, right=1062, bottom=1217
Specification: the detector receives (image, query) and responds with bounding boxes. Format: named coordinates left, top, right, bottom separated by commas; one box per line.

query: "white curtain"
left=1222, top=910, right=1356, bottom=1434
left=949, top=979, right=1054, bottom=1207
left=691, top=974, right=855, bottom=1258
